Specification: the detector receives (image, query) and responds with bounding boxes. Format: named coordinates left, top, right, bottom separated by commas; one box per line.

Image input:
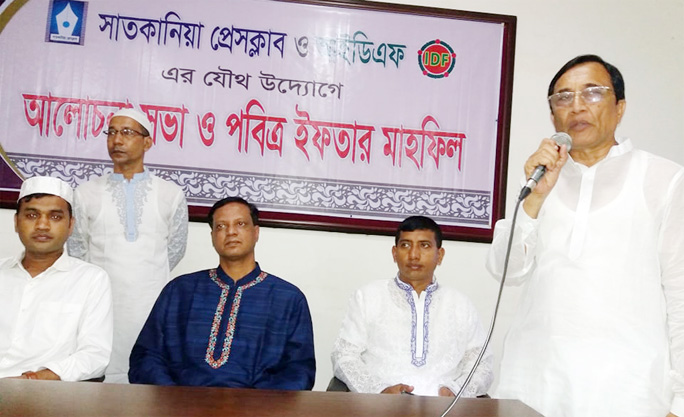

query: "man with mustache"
left=0, top=176, right=112, bottom=381
left=129, top=197, right=315, bottom=389
left=332, top=216, right=492, bottom=396
left=487, top=55, right=684, bottom=417
left=67, top=108, right=188, bottom=383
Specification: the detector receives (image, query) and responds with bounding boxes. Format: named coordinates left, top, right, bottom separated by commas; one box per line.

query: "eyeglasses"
left=548, top=86, right=613, bottom=108
left=104, top=127, right=145, bottom=138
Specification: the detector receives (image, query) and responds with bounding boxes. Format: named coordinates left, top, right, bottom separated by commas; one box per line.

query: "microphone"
left=518, top=132, right=572, bottom=201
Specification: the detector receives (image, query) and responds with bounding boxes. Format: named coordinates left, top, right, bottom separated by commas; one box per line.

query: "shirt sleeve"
left=438, top=300, right=494, bottom=397
left=43, top=269, right=113, bottom=381
left=331, top=290, right=392, bottom=393
left=128, top=285, right=177, bottom=386
left=253, top=293, right=316, bottom=390
left=659, top=169, right=684, bottom=415
left=485, top=205, right=540, bottom=286
left=167, top=191, right=188, bottom=271
left=66, top=188, right=89, bottom=260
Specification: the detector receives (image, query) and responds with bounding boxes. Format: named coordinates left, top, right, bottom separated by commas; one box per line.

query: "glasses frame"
left=104, top=127, right=146, bottom=138
left=548, top=85, right=613, bottom=108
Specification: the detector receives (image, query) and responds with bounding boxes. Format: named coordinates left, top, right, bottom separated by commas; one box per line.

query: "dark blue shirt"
left=129, top=264, right=315, bottom=389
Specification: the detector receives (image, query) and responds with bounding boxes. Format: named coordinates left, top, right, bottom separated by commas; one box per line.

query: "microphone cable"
left=438, top=195, right=523, bottom=417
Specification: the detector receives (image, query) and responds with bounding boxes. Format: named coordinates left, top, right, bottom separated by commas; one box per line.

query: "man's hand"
left=438, top=387, right=455, bottom=397
left=522, top=138, right=569, bottom=218
left=381, top=383, right=414, bottom=394
left=18, top=369, right=61, bottom=380
left=666, top=413, right=678, bottom=417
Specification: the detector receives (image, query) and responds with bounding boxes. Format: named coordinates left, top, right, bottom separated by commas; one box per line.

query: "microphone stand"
left=438, top=196, right=523, bottom=417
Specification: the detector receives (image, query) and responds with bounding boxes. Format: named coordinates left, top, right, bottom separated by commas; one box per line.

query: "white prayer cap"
left=111, top=108, right=153, bottom=135
left=18, top=176, right=73, bottom=206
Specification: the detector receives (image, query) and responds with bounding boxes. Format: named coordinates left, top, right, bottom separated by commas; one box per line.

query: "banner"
left=0, top=0, right=516, bottom=241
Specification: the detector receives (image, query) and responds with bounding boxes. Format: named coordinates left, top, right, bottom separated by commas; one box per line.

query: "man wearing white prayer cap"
left=0, top=176, right=113, bottom=381
left=67, top=107, right=188, bottom=383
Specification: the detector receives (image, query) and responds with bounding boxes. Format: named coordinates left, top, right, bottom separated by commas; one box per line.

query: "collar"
left=46, top=251, right=73, bottom=272
left=215, top=262, right=263, bottom=287
left=4, top=251, right=73, bottom=276
left=109, top=168, right=150, bottom=183
left=607, top=137, right=632, bottom=157
left=393, top=274, right=439, bottom=295
left=567, top=137, right=633, bottom=170
left=2, top=253, right=23, bottom=269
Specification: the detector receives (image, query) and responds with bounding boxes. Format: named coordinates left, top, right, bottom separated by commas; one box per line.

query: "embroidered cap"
left=111, top=108, right=153, bottom=136
left=18, top=176, right=73, bottom=206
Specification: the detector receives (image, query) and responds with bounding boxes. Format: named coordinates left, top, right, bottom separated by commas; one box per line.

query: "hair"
left=16, top=193, right=73, bottom=218
left=207, top=196, right=259, bottom=228
left=548, top=54, right=625, bottom=109
left=394, top=215, right=443, bottom=248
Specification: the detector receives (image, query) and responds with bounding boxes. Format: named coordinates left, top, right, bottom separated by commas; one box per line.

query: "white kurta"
left=332, top=277, right=493, bottom=397
left=487, top=138, right=684, bottom=416
left=67, top=170, right=188, bottom=383
left=0, top=252, right=113, bottom=381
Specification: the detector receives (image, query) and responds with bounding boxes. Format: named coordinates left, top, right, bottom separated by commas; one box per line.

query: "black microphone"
left=518, top=132, right=572, bottom=201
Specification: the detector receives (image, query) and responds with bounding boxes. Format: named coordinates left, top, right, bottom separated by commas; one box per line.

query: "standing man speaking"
left=68, top=108, right=188, bottom=383
left=487, top=55, right=684, bottom=417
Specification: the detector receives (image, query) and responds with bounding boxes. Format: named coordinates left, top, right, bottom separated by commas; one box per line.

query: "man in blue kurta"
left=129, top=197, right=315, bottom=389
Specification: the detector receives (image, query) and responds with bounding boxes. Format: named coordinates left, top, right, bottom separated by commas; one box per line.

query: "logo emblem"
left=418, top=40, right=456, bottom=79
left=45, top=0, right=88, bottom=45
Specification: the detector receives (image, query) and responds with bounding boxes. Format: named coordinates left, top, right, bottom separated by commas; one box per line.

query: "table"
left=0, top=379, right=543, bottom=417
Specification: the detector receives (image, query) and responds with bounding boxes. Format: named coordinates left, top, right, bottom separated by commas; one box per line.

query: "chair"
left=81, top=375, right=105, bottom=382
left=326, top=376, right=350, bottom=392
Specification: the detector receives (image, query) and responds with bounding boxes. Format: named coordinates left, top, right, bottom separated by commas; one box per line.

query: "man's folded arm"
left=254, top=296, right=316, bottom=390
left=331, top=290, right=391, bottom=393
left=45, top=270, right=113, bottom=381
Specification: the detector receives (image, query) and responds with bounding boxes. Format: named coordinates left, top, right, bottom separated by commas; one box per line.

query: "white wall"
left=1, top=0, right=682, bottom=392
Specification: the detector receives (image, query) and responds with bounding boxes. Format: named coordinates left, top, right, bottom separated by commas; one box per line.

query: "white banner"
left=0, top=0, right=516, bottom=240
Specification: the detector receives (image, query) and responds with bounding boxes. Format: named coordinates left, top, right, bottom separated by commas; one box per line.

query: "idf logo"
left=45, top=0, right=88, bottom=45
left=418, top=40, right=456, bottom=79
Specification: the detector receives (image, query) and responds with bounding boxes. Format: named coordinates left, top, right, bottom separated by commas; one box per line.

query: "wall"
left=1, top=0, right=682, bottom=392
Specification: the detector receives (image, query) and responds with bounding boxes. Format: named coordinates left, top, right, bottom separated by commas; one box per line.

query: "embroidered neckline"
left=105, top=173, right=152, bottom=242
left=205, top=269, right=267, bottom=369
left=394, top=276, right=438, bottom=367
left=109, top=169, right=150, bottom=182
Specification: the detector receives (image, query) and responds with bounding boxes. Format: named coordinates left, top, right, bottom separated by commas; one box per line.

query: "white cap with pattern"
left=18, top=176, right=73, bottom=206
left=112, top=108, right=153, bottom=135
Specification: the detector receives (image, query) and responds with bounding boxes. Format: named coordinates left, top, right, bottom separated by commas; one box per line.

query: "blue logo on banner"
left=45, top=0, right=88, bottom=45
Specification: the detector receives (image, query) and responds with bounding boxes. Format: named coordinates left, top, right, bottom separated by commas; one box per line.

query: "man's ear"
left=67, top=216, right=75, bottom=237
left=616, top=99, right=626, bottom=125
left=143, top=135, right=153, bottom=152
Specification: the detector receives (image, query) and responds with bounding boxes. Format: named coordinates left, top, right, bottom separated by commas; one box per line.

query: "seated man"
left=0, top=176, right=113, bottom=381
left=332, top=216, right=493, bottom=396
left=129, top=197, right=316, bottom=389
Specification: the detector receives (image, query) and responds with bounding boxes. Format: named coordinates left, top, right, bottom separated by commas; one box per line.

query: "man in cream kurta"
left=68, top=108, right=188, bottom=383
left=333, top=216, right=492, bottom=397
left=487, top=55, right=684, bottom=417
